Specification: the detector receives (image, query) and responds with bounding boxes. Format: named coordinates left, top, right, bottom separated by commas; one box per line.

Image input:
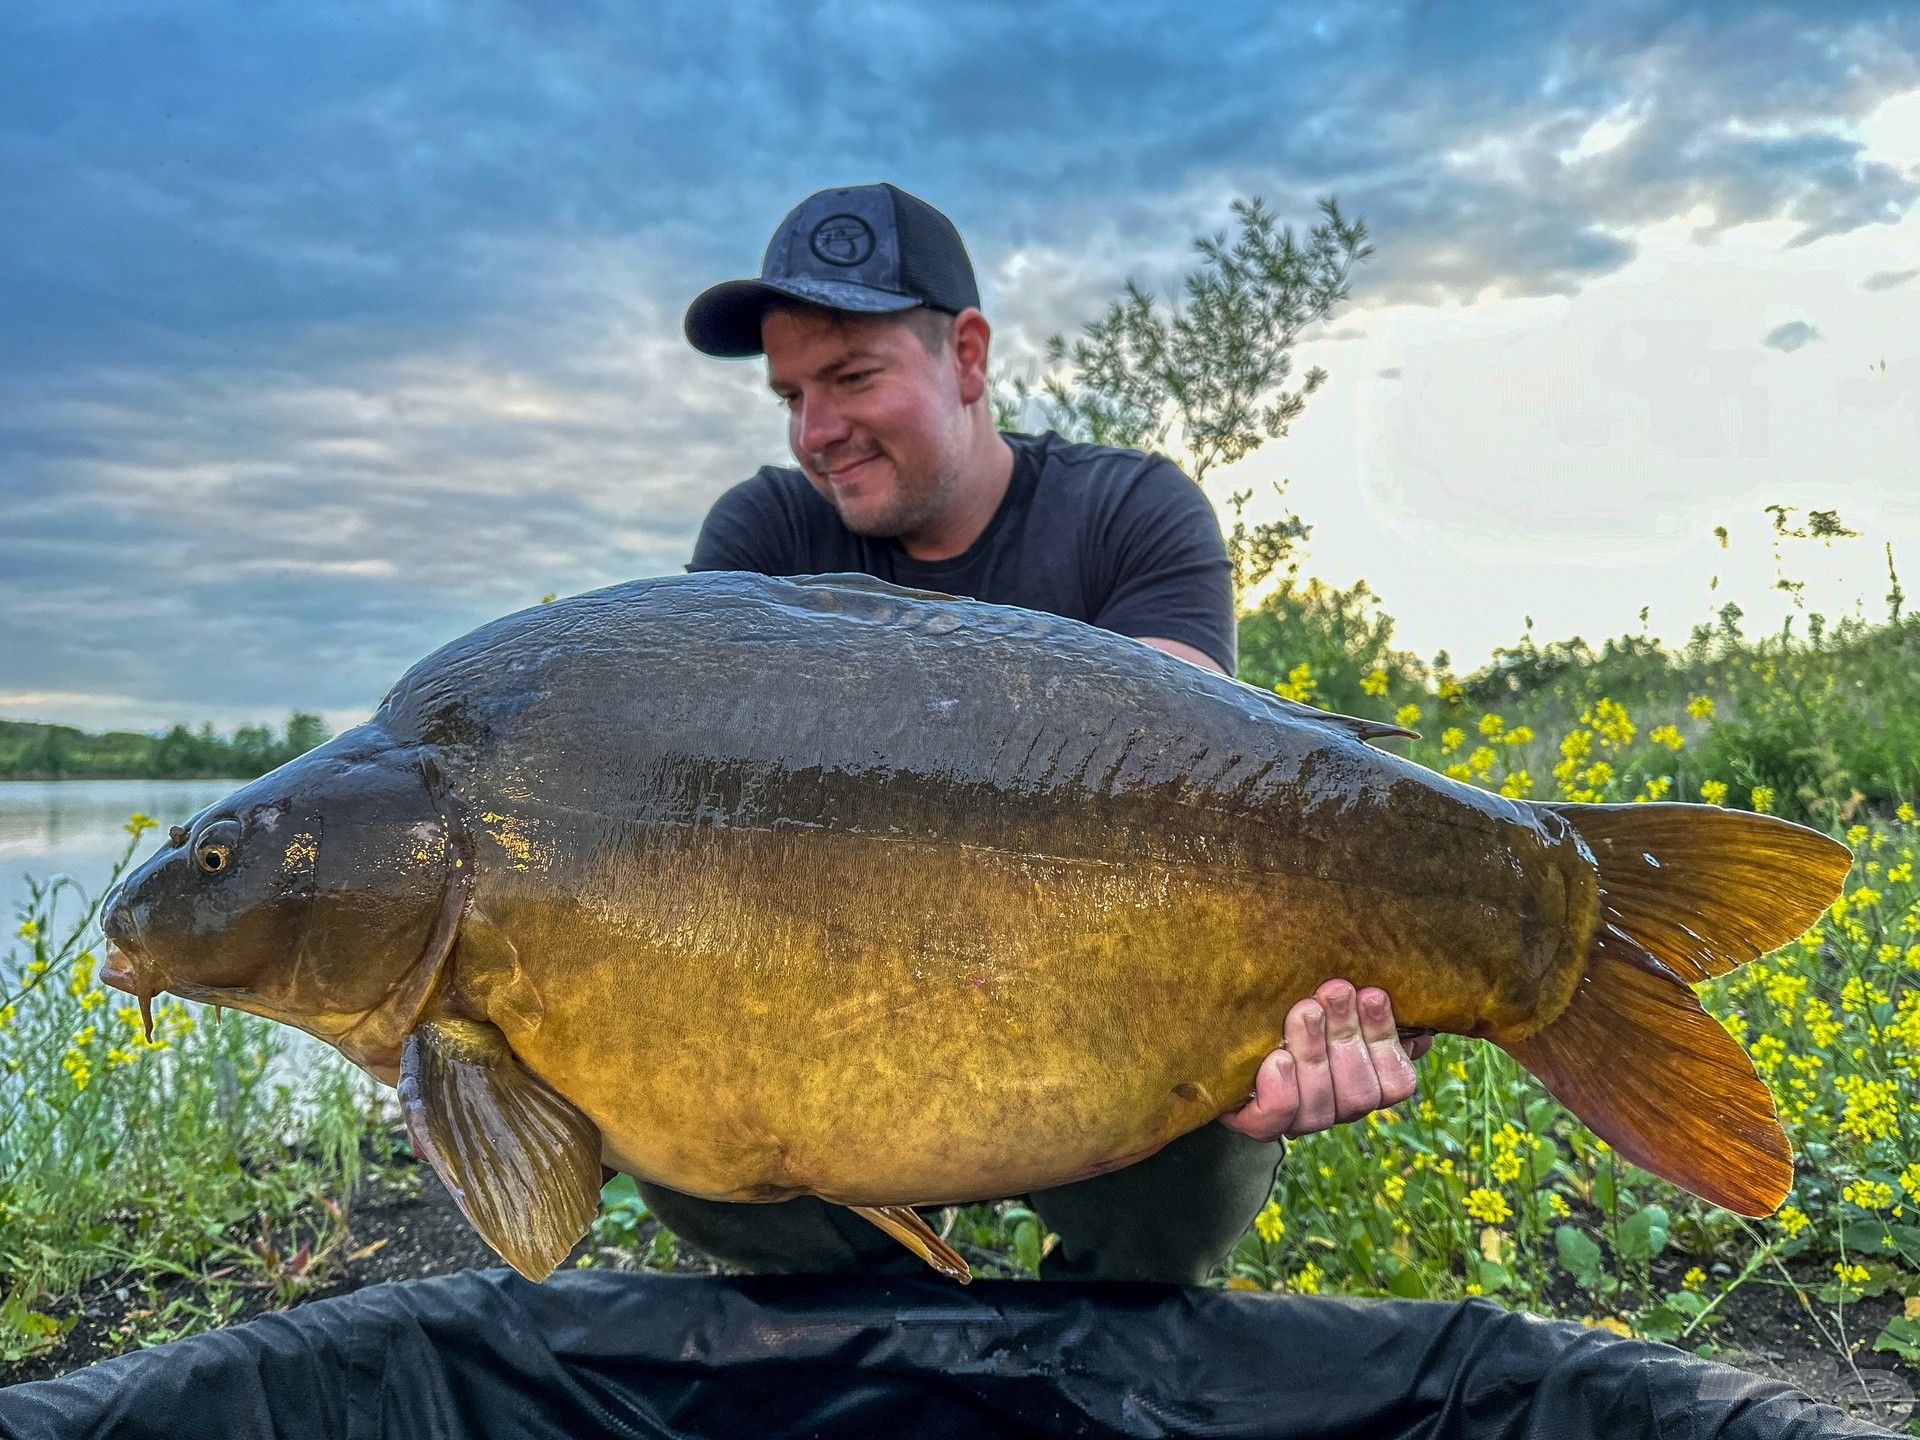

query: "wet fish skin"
left=99, top=572, right=1850, bottom=1280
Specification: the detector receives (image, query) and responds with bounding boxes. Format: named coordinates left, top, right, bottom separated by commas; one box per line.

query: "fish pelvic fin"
left=399, top=1018, right=604, bottom=1281
left=1496, top=802, right=1850, bottom=1217
left=851, top=1205, right=972, bottom=1283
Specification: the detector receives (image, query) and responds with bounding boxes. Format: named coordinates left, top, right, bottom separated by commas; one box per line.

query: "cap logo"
left=809, top=215, right=875, bottom=267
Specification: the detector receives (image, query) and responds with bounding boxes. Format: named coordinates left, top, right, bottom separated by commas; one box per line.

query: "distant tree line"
left=0, top=713, right=331, bottom=781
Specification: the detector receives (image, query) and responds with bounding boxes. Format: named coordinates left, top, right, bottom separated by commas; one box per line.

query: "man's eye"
left=840, top=370, right=876, bottom=386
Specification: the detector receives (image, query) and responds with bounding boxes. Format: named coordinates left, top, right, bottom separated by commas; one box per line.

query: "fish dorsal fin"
left=851, top=1204, right=972, bottom=1282
left=1261, top=691, right=1418, bottom=746
left=778, top=572, right=960, bottom=605
left=399, top=1018, right=603, bottom=1281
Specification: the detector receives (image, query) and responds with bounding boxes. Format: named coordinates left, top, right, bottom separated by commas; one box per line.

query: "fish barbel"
left=100, top=573, right=1850, bottom=1281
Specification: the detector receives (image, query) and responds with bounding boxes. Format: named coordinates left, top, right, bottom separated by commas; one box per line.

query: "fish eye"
left=192, top=819, right=243, bottom=876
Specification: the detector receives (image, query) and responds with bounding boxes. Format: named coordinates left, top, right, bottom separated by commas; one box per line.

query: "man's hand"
left=1219, top=979, right=1434, bottom=1142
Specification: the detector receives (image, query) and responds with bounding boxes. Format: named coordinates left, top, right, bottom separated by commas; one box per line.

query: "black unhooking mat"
left=0, top=1269, right=1898, bottom=1439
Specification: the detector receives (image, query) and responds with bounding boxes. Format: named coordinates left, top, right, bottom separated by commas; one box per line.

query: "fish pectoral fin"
left=398, top=1018, right=603, bottom=1282
left=850, top=1205, right=972, bottom=1284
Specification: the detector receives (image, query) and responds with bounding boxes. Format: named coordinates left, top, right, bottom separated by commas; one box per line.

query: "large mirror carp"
left=100, top=573, right=1850, bottom=1282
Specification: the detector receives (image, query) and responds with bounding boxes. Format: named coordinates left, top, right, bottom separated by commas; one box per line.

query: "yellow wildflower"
left=1272, top=663, right=1315, bottom=703
left=1478, top=713, right=1505, bottom=737
left=1700, top=779, right=1729, bottom=806
left=1681, top=1267, right=1705, bottom=1291
left=1649, top=725, right=1684, bottom=751
left=1833, top=1262, right=1870, bottom=1286
left=1441, top=727, right=1466, bottom=754
left=1751, top=786, right=1775, bottom=814
left=1499, top=771, right=1533, bottom=799
left=1254, top=1202, right=1284, bottom=1245
left=1361, top=669, right=1389, bottom=697
left=1837, top=1077, right=1900, bottom=1143
left=1464, top=1188, right=1511, bottom=1225
left=1898, top=1163, right=1920, bottom=1205
left=1843, top=1179, right=1895, bottom=1211
left=1583, top=698, right=1636, bottom=747
left=1687, top=695, right=1715, bottom=720
left=1396, top=703, right=1421, bottom=729
left=1776, top=1206, right=1810, bottom=1238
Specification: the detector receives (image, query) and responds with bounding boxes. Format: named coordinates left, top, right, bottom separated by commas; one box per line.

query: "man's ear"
left=950, top=308, right=992, bottom=406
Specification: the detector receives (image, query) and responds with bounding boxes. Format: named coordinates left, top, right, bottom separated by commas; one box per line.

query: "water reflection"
left=1, top=779, right=243, bottom=926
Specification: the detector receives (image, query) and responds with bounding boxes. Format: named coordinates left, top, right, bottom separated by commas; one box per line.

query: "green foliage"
left=1237, top=575, right=1426, bottom=719
left=0, top=712, right=330, bottom=781
left=0, top=826, right=392, bottom=1360
left=999, top=195, right=1370, bottom=598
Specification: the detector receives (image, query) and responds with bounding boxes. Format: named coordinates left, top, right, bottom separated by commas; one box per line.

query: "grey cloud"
left=1763, top=320, right=1820, bottom=350
left=1864, top=267, right=1920, bottom=289
left=6, top=0, right=1920, bottom=727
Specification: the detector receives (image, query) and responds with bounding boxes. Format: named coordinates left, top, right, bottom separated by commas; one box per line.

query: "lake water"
left=0, top=779, right=246, bottom=931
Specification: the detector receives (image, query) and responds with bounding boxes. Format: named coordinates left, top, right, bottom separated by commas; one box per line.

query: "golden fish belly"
left=453, top=817, right=1585, bottom=1208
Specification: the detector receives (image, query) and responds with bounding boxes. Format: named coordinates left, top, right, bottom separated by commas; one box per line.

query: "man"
left=653, top=182, right=1430, bottom=1284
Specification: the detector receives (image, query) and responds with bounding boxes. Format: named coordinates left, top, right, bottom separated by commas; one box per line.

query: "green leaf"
left=1556, top=1224, right=1602, bottom=1282
left=1882, top=1225, right=1920, bottom=1268
left=1871, top=1315, right=1920, bottom=1365
left=1616, top=1206, right=1670, bottom=1263
left=1638, top=1304, right=1691, bottom=1341
left=1386, top=1265, right=1429, bottom=1299
left=1593, top=1167, right=1617, bottom=1216
left=1013, top=1219, right=1041, bottom=1276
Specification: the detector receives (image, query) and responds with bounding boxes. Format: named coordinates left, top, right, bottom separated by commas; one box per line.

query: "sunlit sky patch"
left=2, top=2, right=1916, bottom=731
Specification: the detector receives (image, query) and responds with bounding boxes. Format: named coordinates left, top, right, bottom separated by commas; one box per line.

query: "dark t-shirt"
left=685, top=430, right=1237, bottom=674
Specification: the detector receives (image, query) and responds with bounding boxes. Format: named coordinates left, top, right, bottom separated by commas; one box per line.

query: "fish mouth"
left=99, top=942, right=160, bottom=1042
left=98, top=941, right=141, bottom=994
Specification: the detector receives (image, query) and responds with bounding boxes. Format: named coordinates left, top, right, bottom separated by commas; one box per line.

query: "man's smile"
left=825, top=454, right=885, bottom=486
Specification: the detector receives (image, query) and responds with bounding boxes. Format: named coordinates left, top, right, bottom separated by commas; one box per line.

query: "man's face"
left=763, top=307, right=967, bottom=539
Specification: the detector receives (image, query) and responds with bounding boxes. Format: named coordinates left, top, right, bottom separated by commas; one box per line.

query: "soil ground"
left=4, top=1161, right=1915, bottom=1432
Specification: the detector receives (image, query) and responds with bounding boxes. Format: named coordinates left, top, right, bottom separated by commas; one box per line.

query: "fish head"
left=100, top=730, right=463, bottom=1052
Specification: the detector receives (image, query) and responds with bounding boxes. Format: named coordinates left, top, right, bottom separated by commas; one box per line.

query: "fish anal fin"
left=1498, top=935, right=1791, bottom=1216
left=399, top=1018, right=603, bottom=1281
left=852, top=1204, right=972, bottom=1284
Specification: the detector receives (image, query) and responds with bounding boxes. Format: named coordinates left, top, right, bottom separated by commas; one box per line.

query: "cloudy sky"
left=3, top=1, right=1916, bottom=734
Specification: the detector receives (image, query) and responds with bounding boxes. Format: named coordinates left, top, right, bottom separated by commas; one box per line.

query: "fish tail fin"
left=1494, top=802, right=1850, bottom=1216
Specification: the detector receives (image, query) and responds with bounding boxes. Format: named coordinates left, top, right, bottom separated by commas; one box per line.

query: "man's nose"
left=793, top=391, right=852, bottom=458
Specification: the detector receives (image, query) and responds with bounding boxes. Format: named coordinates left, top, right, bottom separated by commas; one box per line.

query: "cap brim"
left=683, top=277, right=923, bottom=357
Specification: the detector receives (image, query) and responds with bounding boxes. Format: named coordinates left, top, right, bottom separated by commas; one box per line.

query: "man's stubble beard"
left=816, top=427, right=969, bottom=542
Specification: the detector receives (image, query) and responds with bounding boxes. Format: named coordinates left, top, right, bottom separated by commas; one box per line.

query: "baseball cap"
left=684, top=183, right=980, bottom=357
